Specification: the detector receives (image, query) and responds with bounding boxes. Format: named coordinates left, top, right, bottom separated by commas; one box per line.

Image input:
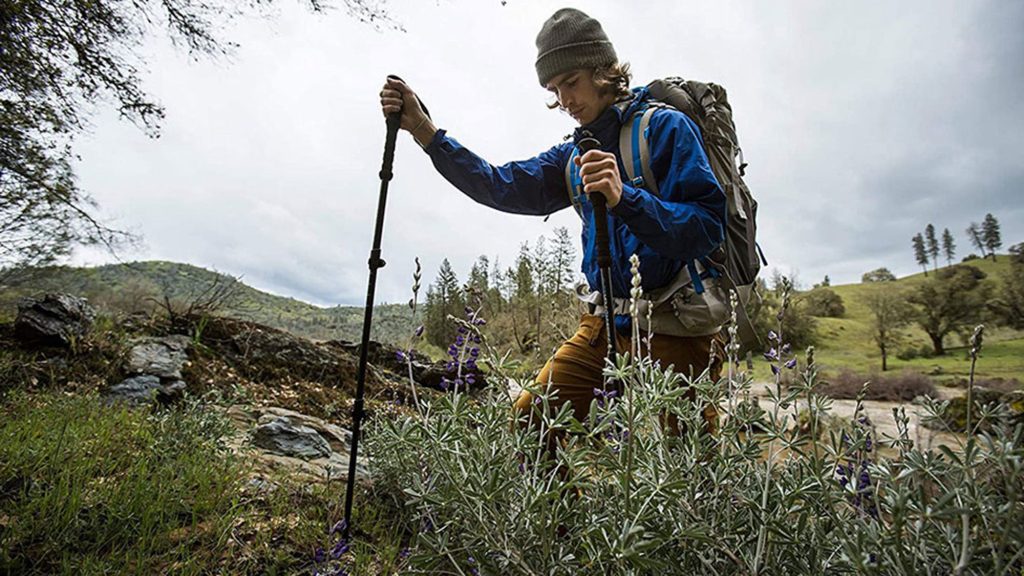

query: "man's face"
left=545, top=69, right=615, bottom=126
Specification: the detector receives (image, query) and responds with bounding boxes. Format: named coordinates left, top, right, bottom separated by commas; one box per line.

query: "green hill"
left=808, top=256, right=1023, bottom=382
left=0, top=261, right=418, bottom=345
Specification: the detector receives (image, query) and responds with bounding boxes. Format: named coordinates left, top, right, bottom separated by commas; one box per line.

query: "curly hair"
left=547, top=62, right=633, bottom=110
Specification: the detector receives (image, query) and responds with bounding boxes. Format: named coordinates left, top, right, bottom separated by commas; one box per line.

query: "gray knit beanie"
left=535, top=8, right=617, bottom=86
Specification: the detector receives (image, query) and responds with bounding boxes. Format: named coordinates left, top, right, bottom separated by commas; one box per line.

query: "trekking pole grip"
left=578, top=137, right=612, bottom=268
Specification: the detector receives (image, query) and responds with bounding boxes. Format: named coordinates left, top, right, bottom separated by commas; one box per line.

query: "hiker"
left=379, top=8, right=727, bottom=427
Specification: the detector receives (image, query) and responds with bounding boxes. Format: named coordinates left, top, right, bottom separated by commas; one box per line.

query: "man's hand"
left=379, top=77, right=437, bottom=146
left=576, top=150, right=623, bottom=208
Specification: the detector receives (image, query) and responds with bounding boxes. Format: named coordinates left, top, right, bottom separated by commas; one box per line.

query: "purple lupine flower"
left=784, top=358, right=797, bottom=370
left=474, top=318, right=487, bottom=326
left=396, top=350, right=407, bottom=363
left=470, top=347, right=480, bottom=357
left=468, top=556, right=479, bottom=576
left=466, top=374, right=476, bottom=386
left=446, top=361, right=456, bottom=373
left=398, top=547, right=411, bottom=561
left=764, top=348, right=778, bottom=361
left=465, top=358, right=477, bottom=370
left=465, top=306, right=474, bottom=316
left=313, top=547, right=327, bottom=563
left=448, top=345, right=459, bottom=358
left=415, top=325, right=425, bottom=337
left=768, top=330, right=778, bottom=341
left=440, top=378, right=450, bottom=391
left=455, top=334, right=465, bottom=346
left=472, top=334, right=481, bottom=344
left=331, top=538, right=350, bottom=559
left=533, top=395, right=542, bottom=405
left=782, top=343, right=792, bottom=355
left=770, top=364, right=780, bottom=375
left=458, top=326, right=468, bottom=335
left=330, top=519, right=348, bottom=535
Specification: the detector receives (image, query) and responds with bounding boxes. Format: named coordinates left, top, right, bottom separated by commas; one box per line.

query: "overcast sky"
left=72, top=0, right=1024, bottom=307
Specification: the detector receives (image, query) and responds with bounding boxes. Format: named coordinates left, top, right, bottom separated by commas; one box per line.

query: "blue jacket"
left=423, top=87, right=726, bottom=331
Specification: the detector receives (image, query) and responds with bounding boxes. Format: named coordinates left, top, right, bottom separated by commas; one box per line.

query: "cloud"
left=71, top=0, right=1023, bottom=305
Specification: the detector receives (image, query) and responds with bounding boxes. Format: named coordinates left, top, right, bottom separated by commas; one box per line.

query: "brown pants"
left=514, top=314, right=724, bottom=431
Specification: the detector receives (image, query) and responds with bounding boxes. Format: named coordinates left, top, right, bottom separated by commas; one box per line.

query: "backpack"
left=566, top=78, right=765, bottom=345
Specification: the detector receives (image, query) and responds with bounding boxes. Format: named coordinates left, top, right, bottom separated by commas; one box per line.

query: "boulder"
left=227, top=405, right=370, bottom=483
left=127, top=335, right=191, bottom=379
left=14, top=293, right=95, bottom=347
left=252, top=417, right=332, bottom=460
left=105, top=375, right=187, bottom=405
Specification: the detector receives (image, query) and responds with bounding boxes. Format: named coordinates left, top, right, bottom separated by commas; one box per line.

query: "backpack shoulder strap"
left=563, top=146, right=584, bottom=216
left=618, top=105, right=661, bottom=197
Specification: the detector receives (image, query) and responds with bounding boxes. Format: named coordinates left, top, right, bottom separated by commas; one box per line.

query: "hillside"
left=0, top=261, right=417, bottom=345
left=808, top=255, right=1024, bottom=381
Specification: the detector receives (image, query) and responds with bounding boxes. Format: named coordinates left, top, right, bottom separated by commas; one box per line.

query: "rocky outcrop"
left=330, top=339, right=489, bottom=392
left=106, top=335, right=191, bottom=405
left=14, top=293, right=95, bottom=348
left=228, top=405, right=370, bottom=484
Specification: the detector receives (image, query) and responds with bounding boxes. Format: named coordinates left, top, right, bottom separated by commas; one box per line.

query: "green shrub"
left=369, top=329, right=1024, bottom=574
left=802, top=287, right=845, bottom=318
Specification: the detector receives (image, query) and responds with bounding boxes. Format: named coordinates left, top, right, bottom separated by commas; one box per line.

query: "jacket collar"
left=572, top=87, right=651, bottom=147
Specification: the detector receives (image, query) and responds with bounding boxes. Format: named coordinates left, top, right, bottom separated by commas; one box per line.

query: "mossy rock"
left=929, top=388, right=1024, bottom=433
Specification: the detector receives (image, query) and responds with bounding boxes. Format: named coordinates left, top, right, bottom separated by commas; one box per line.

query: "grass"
left=0, top=391, right=407, bottom=575
left=796, top=256, right=1024, bottom=384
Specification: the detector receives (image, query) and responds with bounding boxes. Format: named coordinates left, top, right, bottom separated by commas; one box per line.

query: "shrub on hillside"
left=861, top=267, right=896, bottom=282
left=802, top=287, right=845, bottom=317
left=818, top=369, right=937, bottom=401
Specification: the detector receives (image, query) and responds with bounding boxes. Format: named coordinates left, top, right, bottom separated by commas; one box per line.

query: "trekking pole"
left=578, top=136, right=618, bottom=384
left=341, top=75, right=404, bottom=542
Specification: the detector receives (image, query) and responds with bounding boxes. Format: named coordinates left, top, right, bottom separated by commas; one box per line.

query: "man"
left=379, top=8, right=726, bottom=425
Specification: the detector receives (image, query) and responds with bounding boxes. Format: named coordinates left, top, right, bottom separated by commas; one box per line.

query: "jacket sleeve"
left=423, top=129, right=573, bottom=216
left=609, top=109, right=726, bottom=262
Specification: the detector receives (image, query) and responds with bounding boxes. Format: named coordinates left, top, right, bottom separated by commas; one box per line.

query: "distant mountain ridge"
left=0, top=261, right=416, bottom=344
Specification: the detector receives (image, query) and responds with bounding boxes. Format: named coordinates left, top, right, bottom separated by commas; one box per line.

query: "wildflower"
left=440, top=378, right=450, bottom=391
left=784, top=358, right=797, bottom=370
left=313, top=547, right=326, bottom=564
left=396, top=350, right=407, bottom=363
left=771, top=364, right=780, bottom=376
left=331, top=538, right=350, bottom=559
left=782, top=343, right=792, bottom=355
left=330, top=519, right=348, bottom=535
left=455, top=334, right=465, bottom=346
left=466, top=374, right=476, bottom=386
left=468, top=555, right=480, bottom=576
left=470, top=347, right=480, bottom=357
left=474, top=318, right=487, bottom=326
left=768, top=330, right=778, bottom=341
left=398, top=547, right=411, bottom=561
left=415, top=325, right=424, bottom=337
left=764, top=348, right=778, bottom=361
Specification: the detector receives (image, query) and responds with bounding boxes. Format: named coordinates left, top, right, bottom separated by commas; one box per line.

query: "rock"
left=226, top=404, right=371, bottom=483
left=127, top=335, right=191, bottom=379
left=252, top=417, right=332, bottom=460
left=14, top=293, right=95, bottom=347
left=331, top=339, right=489, bottom=392
left=105, top=375, right=187, bottom=405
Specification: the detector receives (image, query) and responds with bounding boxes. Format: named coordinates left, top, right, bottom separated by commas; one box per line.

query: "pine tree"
left=967, top=222, right=987, bottom=259
left=941, top=228, right=956, bottom=267
left=924, top=224, right=940, bottom=272
left=424, top=259, right=464, bottom=348
left=548, top=226, right=578, bottom=295
left=912, top=233, right=929, bottom=276
left=982, top=213, right=1002, bottom=261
